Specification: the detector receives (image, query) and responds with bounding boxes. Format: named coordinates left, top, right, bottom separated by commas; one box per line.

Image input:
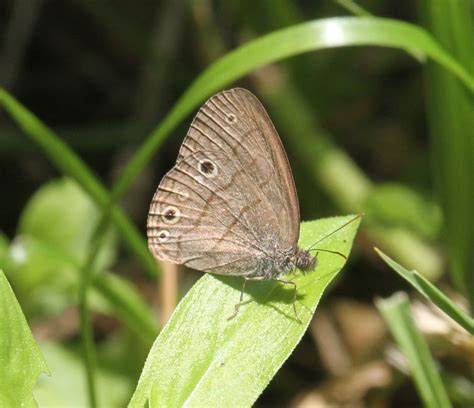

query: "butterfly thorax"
left=255, top=247, right=317, bottom=279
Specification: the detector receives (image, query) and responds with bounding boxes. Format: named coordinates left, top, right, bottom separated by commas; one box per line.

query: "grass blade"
left=377, top=292, right=452, bottom=408
left=0, top=89, right=157, bottom=278
left=113, top=16, right=474, bottom=200
left=421, top=0, right=474, bottom=307
left=375, top=248, right=473, bottom=334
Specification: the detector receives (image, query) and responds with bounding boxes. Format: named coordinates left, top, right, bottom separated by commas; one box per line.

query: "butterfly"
left=147, top=88, right=351, bottom=319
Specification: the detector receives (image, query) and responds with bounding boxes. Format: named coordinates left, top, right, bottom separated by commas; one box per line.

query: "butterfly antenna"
left=306, top=214, right=363, bottom=254
left=311, top=248, right=347, bottom=259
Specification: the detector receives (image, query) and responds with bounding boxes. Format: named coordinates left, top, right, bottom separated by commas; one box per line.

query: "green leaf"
left=375, top=248, right=474, bottom=334
left=114, top=16, right=474, bottom=200
left=5, top=177, right=157, bottom=338
left=376, top=292, right=452, bottom=408
left=34, top=343, right=132, bottom=407
left=6, top=235, right=158, bottom=342
left=129, top=215, right=360, bottom=407
left=0, top=270, right=49, bottom=407
left=19, top=177, right=117, bottom=270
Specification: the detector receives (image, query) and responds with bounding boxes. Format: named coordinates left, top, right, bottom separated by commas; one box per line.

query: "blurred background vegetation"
left=0, top=0, right=472, bottom=407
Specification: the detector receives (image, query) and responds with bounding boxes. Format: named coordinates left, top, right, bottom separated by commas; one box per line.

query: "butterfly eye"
left=162, top=206, right=180, bottom=224
left=158, top=230, right=170, bottom=243
left=198, top=159, right=218, bottom=178
left=226, top=113, right=236, bottom=124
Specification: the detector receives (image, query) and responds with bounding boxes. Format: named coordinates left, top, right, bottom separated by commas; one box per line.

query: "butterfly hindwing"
left=148, top=150, right=276, bottom=276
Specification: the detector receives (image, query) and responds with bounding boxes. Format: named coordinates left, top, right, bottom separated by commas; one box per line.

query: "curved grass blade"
left=375, top=248, right=474, bottom=334
left=129, top=215, right=361, bottom=407
left=0, top=89, right=157, bottom=278
left=377, top=293, right=452, bottom=408
left=114, top=16, right=474, bottom=199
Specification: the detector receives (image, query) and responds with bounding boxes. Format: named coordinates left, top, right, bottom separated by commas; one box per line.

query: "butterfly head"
left=263, top=248, right=317, bottom=279
left=294, top=248, right=317, bottom=273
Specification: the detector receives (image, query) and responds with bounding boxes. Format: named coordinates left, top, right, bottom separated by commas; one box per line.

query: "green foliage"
left=2, top=178, right=157, bottom=340
left=421, top=0, right=474, bottom=307
left=375, top=248, right=474, bottom=334
left=0, top=270, right=49, bottom=407
left=377, top=293, right=452, bottom=408
left=0, top=2, right=472, bottom=406
left=0, top=89, right=157, bottom=278
left=115, top=16, right=474, bottom=200
left=129, top=216, right=360, bottom=407
left=34, top=343, right=132, bottom=407
left=362, top=183, right=442, bottom=240
left=18, top=178, right=116, bottom=271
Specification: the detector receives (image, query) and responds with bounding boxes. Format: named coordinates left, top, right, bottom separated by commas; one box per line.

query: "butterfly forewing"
left=147, top=88, right=301, bottom=277
left=177, top=88, right=300, bottom=247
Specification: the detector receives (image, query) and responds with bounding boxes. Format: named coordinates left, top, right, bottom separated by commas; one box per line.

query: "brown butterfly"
left=147, top=88, right=349, bottom=319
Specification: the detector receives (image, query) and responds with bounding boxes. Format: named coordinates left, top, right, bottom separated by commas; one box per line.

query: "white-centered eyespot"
left=161, top=205, right=180, bottom=224
left=198, top=159, right=218, bottom=178
left=157, top=229, right=170, bottom=243
left=226, top=113, right=236, bottom=124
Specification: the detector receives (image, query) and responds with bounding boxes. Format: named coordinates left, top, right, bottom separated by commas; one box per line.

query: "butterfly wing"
left=148, top=149, right=284, bottom=276
left=177, top=88, right=300, bottom=247
left=148, top=88, right=301, bottom=276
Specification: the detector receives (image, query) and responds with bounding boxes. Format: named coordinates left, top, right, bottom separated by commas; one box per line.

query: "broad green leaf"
left=34, top=343, right=132, bottom=407
left=0, top=270, right=49, bottom=407
left=377, top=293, right=452, bottom=408
left=375, top=248, right=474, bottom=334
left=115, top=16, right=474, bottom=200
left=6, top=235, right=158, bottom=342
left=129, top=215, right=360, bottom=407
left=19, top=177, right=117, bottom=270
left=7, top=235, right=78, bottom=296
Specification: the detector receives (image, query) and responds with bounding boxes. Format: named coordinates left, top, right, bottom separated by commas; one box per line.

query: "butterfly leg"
left=274, top=279, right=301, bottom=323
left=227, top=277, right=265, bottom=321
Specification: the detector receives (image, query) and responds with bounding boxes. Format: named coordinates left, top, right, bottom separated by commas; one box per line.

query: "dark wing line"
left=170, top=166, right=266, bottom=254
left=233, top=88, right=300, bottom=244
left=148, top=213, right=205, bottom=222
left=155, top=235, right=253, bottom=252
left=198, top=256, right=255, bottom=273
left=220, top=91, right=272, bottom=160
left=187, top=124, right=220, bottom=149
left=207, top=98, right=272, bottom=166
left=221, top=90, right=289, bottom=226
left=192, top=105, right=281, bottom=229
left=181, top=254, right=254, bottom=274
left=154, top=194, right=213, bottom=216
